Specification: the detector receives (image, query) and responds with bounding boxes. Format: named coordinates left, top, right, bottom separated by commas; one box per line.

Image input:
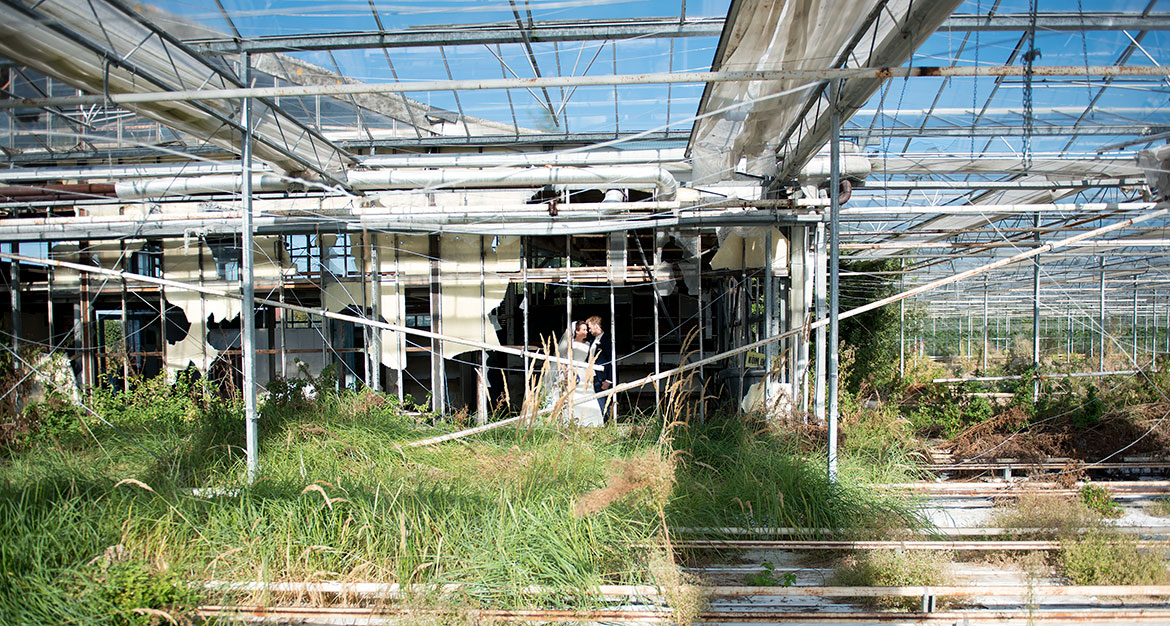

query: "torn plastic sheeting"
left=741, top=379, right=794, bottom=417
left=161, top=236, right=292, bottom=377
left=165, top=291, right=215, bottom=377
left=1138, top=144, right=1170, bottom=201
left=710, top=227, right=788, bottom=271
left=666, top=230, right=702, bottom=296
left=438, top=234, right=521, bottom=359
left=691, top=0, right=878, bottom=182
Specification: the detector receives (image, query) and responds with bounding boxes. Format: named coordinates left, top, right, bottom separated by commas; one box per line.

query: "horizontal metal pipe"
left=346, top=166, right=679, bottom=200
left=933, top=369, right=1141, bottom=383
left=671, top=525, right=1170, bottom=536
left=0, top=162, right=255, bottom=183
left=0, top=183, right=115, bottom=200
left=2, top=65, right=1166, bottom=109
left=670, top=539, right=1169, bottom=550
left=196, top=605, right=1170, bottom=625
left=201, top=581, right=1170, bottom=598
left=360, top=148, right=686, bottom=168
left=865, top=178, right=1144, bottom=191
left=841, top=201, right=1156, bottom=215
left=844, top=240, right=1170, bottom=250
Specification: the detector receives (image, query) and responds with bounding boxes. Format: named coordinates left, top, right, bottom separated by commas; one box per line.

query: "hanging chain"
left=971, top=0, right=981, bottom=159
left=1077, top=0, right=1093, bottom=115
left=1022, top=0, right=1040, bottom=172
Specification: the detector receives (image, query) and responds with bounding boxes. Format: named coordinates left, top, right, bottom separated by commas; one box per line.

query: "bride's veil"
left=556, top=323, right=574, bottom=358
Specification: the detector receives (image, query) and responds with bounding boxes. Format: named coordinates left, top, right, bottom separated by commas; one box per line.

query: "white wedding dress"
left=568, top=340, right=604, bottom=427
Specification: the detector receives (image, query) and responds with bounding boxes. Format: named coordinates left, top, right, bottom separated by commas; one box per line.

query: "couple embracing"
left=561, top=315, right=613, bottom=427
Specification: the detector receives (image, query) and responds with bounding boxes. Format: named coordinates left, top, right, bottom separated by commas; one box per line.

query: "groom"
left=585, top=315, right=613, bottom=418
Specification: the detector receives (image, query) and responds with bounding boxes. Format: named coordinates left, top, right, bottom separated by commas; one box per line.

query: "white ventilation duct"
left=796, top=154, right=873, bottom=185
left=361, top=149, right=686, bottom=169
left=115, top=174, right=290, bottom=200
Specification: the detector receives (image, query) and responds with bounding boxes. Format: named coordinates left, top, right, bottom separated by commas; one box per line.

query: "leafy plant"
left=906, top=382, right=994, bottom=438
left=744, top=561, right=796, bottom=587
left=86, top=559, right=198, bottom=626
left=1078, top=484, right=1122, bottom=519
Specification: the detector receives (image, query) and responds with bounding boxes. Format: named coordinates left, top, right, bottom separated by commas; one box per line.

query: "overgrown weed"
left=1060, top=530, right=1170, bottom=585
left=830, top=549, right=952, bottom=611
left=991, top=492, right=1105, bottom=539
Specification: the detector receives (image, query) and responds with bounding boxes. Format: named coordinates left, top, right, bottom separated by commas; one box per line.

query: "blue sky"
left=144, top=0, right=1169, bottom=150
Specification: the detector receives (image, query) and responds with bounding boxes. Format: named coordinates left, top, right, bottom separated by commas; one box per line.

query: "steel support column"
left=814, top=222, right=826, bottom=423
left=241, top=52, right=259, bottom=483
left=1032, top=214, right=1041, bottom=402
left=370, top=234, right=382, bottom=391
left=429, top=235, right=445, bottom=415
left=1100, top=257, right=1106, bottom=371
left=827, top=79, right=841, bottom=483
left=764, top=228, right=778, bottom=410
left=982, top=277, right=989, bottom=371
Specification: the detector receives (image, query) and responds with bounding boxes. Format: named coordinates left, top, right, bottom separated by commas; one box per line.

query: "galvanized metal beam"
left=184, top=13, right=1170, bottom=55
left=3, top=66, right=1166, bottom=110
left=189, top=17, right=726, bottom=54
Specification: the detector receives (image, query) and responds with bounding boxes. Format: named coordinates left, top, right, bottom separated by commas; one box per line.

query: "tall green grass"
left=665, top=415, right=924, bottom=537
left=1, top=374, right=921, bottom=623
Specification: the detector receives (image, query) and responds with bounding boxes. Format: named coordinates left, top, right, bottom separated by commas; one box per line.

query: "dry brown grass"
left=991, top=492, right=1105, bottom=539
left=572, top=448, right=675, bottom=518
left=648, top=549, right=706, bottom=626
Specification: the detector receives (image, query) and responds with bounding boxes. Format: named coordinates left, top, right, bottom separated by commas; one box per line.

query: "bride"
left=556, top=321, right=604, bottom=427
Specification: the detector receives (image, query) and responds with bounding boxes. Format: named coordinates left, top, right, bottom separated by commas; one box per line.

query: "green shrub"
left=86, top=559, right=199, bottom=626
left=1060, top=530, right=1170, bottom=585
left=907, top=383, right=994, bottom=438
left=1078, top=484, right=1122, bottom=519
left=18, top=392, right=87, bottom=446
left=1034, top=378, right=1104, bottom=427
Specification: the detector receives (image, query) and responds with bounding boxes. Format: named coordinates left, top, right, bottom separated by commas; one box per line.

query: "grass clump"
left=1059, top=530, right=1170, bottom=585
left=1146, top=497, right=1170, bottom=518
left=991, top=493, right=1105, bottom=539
left=648, top=549, right=706, bottom=626
left=830, top=549, right=952, bottom=610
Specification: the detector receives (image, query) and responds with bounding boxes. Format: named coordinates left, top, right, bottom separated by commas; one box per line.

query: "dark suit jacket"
left=590, top=333, right=613, bottom=392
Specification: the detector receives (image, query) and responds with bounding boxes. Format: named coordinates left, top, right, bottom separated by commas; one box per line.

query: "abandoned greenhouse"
left=1, top=0, right=1170, bottom=624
